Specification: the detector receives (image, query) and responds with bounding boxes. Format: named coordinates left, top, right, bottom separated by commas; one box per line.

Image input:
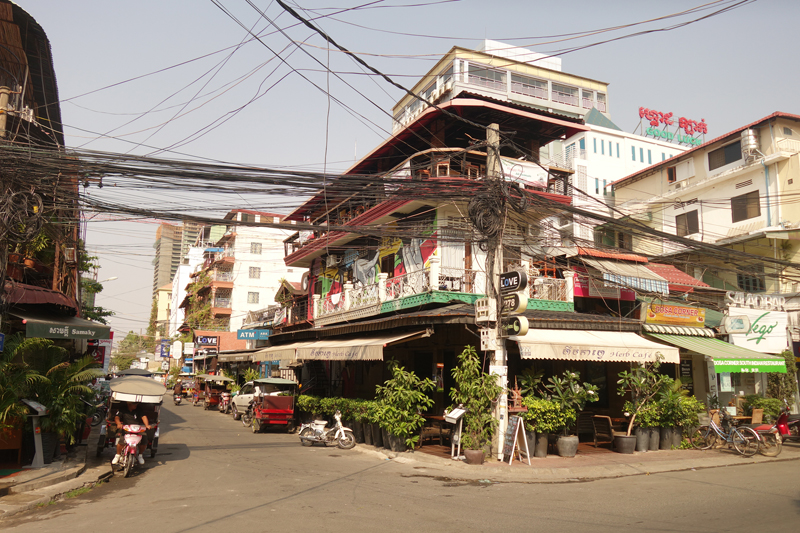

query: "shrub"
left=450, top=346, right=503, bottom=452
left=521, top=397, right=575, bottom=434
left=743, top=395, right=782, bottom=422
left=375, top=360, right=435, bottom=450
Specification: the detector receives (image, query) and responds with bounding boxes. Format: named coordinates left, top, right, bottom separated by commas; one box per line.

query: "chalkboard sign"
left=502, top=416, right=521, bottom=459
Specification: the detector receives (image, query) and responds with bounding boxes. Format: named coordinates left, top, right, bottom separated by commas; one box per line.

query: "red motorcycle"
left=752, top=400, right=800, bottom=456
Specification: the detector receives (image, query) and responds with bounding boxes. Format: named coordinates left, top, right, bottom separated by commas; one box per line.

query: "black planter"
left=660, top=426, right=681, bottom=450
left=363, top=422, right=373, bottom=445
left=352, top=421, right=364, bottom=443
left=672, top=427, right=683, bottom=449
left=556, top=435, right=579, bottom=457
left=40, top=432, right=59, bottom=464
left=371, top=424, right=383, bottom=448
left=614, top=435, right=636, bottom=454
left=648, top=427, right=660, bottom=451
left=386, top=432, right=406, bottom=452
left=534, top=431, right=549, bottom=458
left=635, top=427, right=649, bottom=453
left=382, top=428, right=390, bottom=450
left=525, top=431, right=537, bottom=459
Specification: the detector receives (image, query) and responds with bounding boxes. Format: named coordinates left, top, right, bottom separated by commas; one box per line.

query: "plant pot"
left=463, top=449, right=484, bottom=465
left=534, top=431, right=549, bottom=458
left=386, top=432, right=406, bottom=452
left=648, top=427, right=660, bottom=451
left=556, top=435, right=579, bottom=457
left=614, top=435, right=636, bottom=454
left=352, top=421, right=364, bottom=443
left=671, top=427, right=683, bottom=449
left=40, top=432, right=59, bottom=464
left=635, top=426, right=649, bottom=453
left=371, top=424, right=383, bottom=448
left=382, top=428, right=390, bottom=450
left=6, top=263, right=23, bottom=281
left=660, top=426, right=681, bottom=450
left=525, top=431, right=537, bottom=459
left=23, top=257, right=35, bottom=269
left=363, top=423, right=373, bottom=445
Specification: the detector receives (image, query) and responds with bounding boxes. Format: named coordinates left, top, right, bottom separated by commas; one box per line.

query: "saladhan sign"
left=728, top=307, right=788, bottom=354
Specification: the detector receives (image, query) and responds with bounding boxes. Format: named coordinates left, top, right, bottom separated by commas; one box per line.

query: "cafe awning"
left=217, top=349, right=258, bottom=363
left=645, top=334, right=787, bottom=373
left=10, top=310, right=111, bottom=340
left=297, top=330, right=430, bottom=361
left=582, top=258, right=669, bottom=295
left=253, top=341, right=315, bottom=363
left=510, top=329, right=679, bottom=363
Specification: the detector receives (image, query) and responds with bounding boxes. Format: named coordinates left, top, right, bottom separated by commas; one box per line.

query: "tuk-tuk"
left=250, top=378, right=298, bottom=433
left=193, top=374, right=233, bottom=410
left=96, top=376, right=165, bottom=459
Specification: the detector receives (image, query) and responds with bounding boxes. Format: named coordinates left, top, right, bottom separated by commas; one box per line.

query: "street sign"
left=172, top=340, right=183, bottom=360
left=499, top=270, right=527, bottom=293
left=503, top=316, right=529, bottom=336
left=502, top=292, right=527, bottom=314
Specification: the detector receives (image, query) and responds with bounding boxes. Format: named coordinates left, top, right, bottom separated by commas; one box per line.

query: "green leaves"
left=521, top=397, right=575, bottom=434
left=375, top=360, right=435, bottom=448
left=616, top=356, right=668, bottom=435
left=450, top=346, right=502, bottom=451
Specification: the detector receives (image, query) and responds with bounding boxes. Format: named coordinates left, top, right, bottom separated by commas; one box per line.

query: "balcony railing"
left=385, top=269, right=432, bottom=300
left=213, top=297, right=231, bottom=309
left=777, top=138, right=800, bottom=153
left=437, top=267, right=479, bottom=293
left=596, top=100, right=607, bottom=112
left=213, top=271, right=234, bottom=282
left=528, top=277, right=568, bottom=302
left=510, top=80, right=547, bottom=100
left=318, top=293, right=345, bottom=317
left=552, top=90, right=578, bottom=107
left=467, top=74, right=506, bottom=92
left=582, top=97, right=594, bottom=109
left=286, top=299, right=308, bottom=325
left=351, top=282, right=380, bottom=309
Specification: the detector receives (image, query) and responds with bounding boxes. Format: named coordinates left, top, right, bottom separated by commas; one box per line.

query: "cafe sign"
left=728, top=307, right=788, bottom=354
left=645, top=303, right=705, bottom=327
left=639, top=107, right=707, bottom=146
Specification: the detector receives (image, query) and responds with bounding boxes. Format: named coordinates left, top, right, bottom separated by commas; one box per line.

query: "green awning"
left=11, top=311, right=112, bottom=340
left=646, top=333, right=787, bottom=373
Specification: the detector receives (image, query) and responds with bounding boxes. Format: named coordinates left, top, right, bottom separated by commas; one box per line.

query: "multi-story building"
left=154, top=283, right=172, bottom=339
left=152, top=221, right=202, bottom=297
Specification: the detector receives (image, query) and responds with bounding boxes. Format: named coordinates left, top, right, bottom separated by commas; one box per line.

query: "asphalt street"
left=3, top=397, right=799, bottom=532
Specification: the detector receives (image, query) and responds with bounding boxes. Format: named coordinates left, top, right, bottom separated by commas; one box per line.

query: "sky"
left=19, top=0, right=800, bottom=342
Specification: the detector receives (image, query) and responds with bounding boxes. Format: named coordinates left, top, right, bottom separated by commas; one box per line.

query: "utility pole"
left=485, top=123, right=508, bottom=460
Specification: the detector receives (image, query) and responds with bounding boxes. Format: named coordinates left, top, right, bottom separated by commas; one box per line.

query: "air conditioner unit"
left=674, top=181, right=684, bottom=189
left=325, top=255, right=341, bottom=268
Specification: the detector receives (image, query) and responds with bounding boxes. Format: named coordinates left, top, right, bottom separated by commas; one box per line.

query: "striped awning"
left=642, top=324, right=715, bottom=337
left=582, top=258, right=669, bottom=295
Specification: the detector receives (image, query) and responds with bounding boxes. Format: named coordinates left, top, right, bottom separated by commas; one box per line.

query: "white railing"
left=213, top=298, right=231, bottom=308
left=777, top=138, right=800, bottom=154
left=467, top=74, right=506, bottom=92
left=351, top=282, right=380, bottom=309
left=510, top=81, right=547, bottom=100
left=318, top=293, right=345, bottom=317
left=582, top=97, right=594, bottom=109
left=213, top=271, right=233, bottom=282
left=385, top=269, right=431, bottom=300
left=596, top=100, right=607, bottom=112
left=528, top=278, right=568, bottom=302
left=438, top=267, right=480, bottom=293
left=552, top=90, right=578, bottom=107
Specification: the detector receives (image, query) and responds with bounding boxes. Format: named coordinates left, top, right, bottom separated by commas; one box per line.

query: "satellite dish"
left=301, top=272, right=310, bottom=292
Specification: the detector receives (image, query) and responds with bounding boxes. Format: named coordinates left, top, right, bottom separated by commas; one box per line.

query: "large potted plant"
left=542, top=371, right=599, bottom=457
left=616, top=357, right=668, bottom=454
left=625, top=402, right=659, bottom=452
left=450, top=346, right=502, bottom=464
left=521, top=397, right=574, bottom=458
left=655, top=377, right=685, bottom=450
left=0, top=334, right=45, bottom=462
left=375, top=360, right=435, bottom=452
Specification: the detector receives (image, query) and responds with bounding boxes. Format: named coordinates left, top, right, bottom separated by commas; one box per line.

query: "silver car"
left=231, top=381, right=267, bottom=420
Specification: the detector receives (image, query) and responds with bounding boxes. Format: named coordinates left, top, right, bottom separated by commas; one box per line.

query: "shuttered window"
left=731, top=190, right=760, bottom=223
left=676, top=210, right=699, bottom=236
left=708, top=141, right=742, bottom=171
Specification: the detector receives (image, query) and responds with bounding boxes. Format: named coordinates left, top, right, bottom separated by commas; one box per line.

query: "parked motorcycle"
left=298, top=410, right=356, bottom=449
left=753, top=400, right=800, bottom=455
left=119, top=424, right=147, bottom=478
left=82, top=398, right=108, bottom=427
left=241, top=399, right=254, bottom=428
left=218, top=391, right=231, bottom=414
left=173, top=394, right=182, bottom=406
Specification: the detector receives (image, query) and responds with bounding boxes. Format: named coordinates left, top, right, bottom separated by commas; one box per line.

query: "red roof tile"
left=576, top=247, right=648, bottom=263
left=3, top=281, right=78, bottom=312
left=645, top=263, right=710, bottom=291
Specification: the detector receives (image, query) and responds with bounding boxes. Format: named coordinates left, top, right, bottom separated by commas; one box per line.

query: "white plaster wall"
left=168, top=247, right=205, bottom=336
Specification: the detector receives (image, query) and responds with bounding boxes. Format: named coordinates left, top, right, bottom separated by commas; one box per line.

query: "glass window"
left=731, top=190, right=760, bottom=223
left=247, top=292, right=260, bottom=304
left=593, top=138, right=597, bottom=154
left=662, top=153, right=666, bottom=161
left=676, top=210, right=699, bottom=236
left=579, top=138, right=585, bottom=150
left=709, top=141, right=743, bottom=171
left=602, top=179, right=607, bottom=196
left=631, top=146, right=636, bottom=161
left=608, top=141, right=612, bottom=156
left=601, top=139, right=604, bottom=155
left=249, top=267, right=261, bottom=279
left=640, top=148, right=644, bottom=162
left=667, top=167, right=677, bottom=183
left=595, top=178, right=599, bottom=194
left=251, top=242, right=262, bottom=255
left=616, top=143, right=620, bottom=158
left=648, top=150, right=652, bottom=164
left=737, top=266, right=765, bottom=292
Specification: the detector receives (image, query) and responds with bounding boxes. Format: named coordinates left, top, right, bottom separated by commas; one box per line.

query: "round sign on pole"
left=172, top=340, right=182, bottom=360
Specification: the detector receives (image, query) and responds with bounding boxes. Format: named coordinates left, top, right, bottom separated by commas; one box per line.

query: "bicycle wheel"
left=687, top=426, right=715, bottom=450
left=732, top=427, right=759, bottom=457
left=759, top=433, right=782, bottom=457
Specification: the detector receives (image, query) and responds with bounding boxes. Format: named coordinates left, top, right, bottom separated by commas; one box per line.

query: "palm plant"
left=0, top=334, right=46, bottom=430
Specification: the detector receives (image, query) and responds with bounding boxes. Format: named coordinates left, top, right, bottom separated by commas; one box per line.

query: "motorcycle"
left=218, top=391, right=231, bottom=414
left=298, top=410, right=356, bottom=449
left=173, top=394, right=182, bottom=406
left=119, top=424, right=147, bottom=478
left=753, top=400, right=800, bottom=455
left=84, top=399, right=108, bottom=427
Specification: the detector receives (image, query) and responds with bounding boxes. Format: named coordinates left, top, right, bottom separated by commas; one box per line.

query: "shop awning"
left=253, top=341, right=315, bottom=363
left=642, top=324, right=716, bottom=337
left=217, top=350, right=258, bottom=363
left=645, top=334, right=787, bottom=373
left=10, top=311, right=111, bottom=340
left=582, top=258, right=669, bottom=295
left=298, top=330, right=431, bottom=361
left=510, top=329, right=679, bottom=363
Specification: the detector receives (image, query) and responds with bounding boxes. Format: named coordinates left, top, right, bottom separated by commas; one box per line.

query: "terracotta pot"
left=463, top=449, right=485, bottom=465
left=7, top=252, right=21, bottom=263
left=23, top=257, right=35, bottom=269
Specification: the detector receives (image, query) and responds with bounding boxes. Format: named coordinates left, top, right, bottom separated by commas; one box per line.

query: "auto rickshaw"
left=96, top=376, right=165, bottom=459
left=248, top=378, right=298, bottom=433
left=193, top=374, right=233, bottom=410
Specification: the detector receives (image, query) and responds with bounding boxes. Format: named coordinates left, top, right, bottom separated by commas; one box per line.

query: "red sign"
left=639, top=107, right=707, bottom=136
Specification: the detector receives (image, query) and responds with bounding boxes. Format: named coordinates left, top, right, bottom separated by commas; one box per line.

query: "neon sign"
left=639, top=107, right=707, bottom=146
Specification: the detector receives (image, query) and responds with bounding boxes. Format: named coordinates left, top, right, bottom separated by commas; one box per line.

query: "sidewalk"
left=357, top=441, right=800, bottom=483
left=0, top=423, right=113, bottom=520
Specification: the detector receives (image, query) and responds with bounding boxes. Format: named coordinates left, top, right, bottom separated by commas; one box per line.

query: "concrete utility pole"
left=485, top=123, right=508, bottom=460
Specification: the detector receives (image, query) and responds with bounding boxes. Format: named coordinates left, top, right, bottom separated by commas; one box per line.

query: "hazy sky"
left=22, top=0, right=799, bottom=340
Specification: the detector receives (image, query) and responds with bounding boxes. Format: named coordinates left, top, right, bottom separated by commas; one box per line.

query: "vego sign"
left=728, top=307, right=788, bottom=354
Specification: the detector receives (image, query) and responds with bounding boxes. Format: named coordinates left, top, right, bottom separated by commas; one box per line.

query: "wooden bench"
left=592, top=415, right=626, bottom=449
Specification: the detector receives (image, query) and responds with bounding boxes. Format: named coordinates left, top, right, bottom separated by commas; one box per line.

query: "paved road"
left=4, top=397, right=799, bottom=532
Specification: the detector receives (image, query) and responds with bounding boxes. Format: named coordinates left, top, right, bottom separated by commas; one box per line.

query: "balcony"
left=309, top=258, right=574, bottom=327
left=211, top=297, right=232, bottom=317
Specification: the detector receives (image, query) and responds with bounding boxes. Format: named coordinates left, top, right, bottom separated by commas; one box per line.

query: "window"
left=251, top=242, right=262, bottom=254
left=737, top=266, right=765, bottom=293
left=249, top=266, right=261, bottom=279
left=708, top=141, right=742, bottom=171
left=579, top=138, right=585, bottom=150
left=608, top=141, right=612, bottom=156
left=667, top=167, right=677, bottom=183
left=601, top=140, right=604, bottom=155
left=616, top=143, right=620, bottom=158
left=784, top=127, right=793, bottom=136
left=593, top=138, right=597, bottom=154
left=631, top=146, right=636, bottom=161
left=595, top=178, right=599, bottom=194
left=240, top=213, right=250, bottom=222
left=731, top=190, right=760, bottom=222
left=602, top=179, right=607, bottom=196
left=648, top=150, right=652, bottom=164
left=640, top=148, right=644, bottom=163
left=662, top=153, right=666, bottom=161
left=247, top=292, right=260, bottom=304
left=676, top=210, right=699, bottom=236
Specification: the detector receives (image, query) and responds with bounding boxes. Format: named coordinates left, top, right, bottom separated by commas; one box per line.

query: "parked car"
left=231, top=382, right=263, bottom=420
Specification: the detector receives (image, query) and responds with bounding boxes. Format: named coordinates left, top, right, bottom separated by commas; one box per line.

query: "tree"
left=116, top=331, right=152, bottom=355
left=767, top=349, right=798, bottom=403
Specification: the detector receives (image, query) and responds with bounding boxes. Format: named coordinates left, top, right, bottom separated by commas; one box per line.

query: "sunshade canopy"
left=582, top=258, right=669, bottom=295
left=109, top=376, right=166, bottom=403
left=11, top=310, right=111, bottom=339
left=254, top=378, right=298, bottom=386
left=511, top=329, right=679, bottom=363
left=297, top=331, right=429, bottom=361
left=195, top=374, right=233, bottom=381
left=645, top=334, right=787, bottom=373
left=117, top=368, right=152, bottom=376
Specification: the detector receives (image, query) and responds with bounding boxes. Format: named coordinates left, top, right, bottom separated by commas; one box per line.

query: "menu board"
left=680, top=359, right=694, bottom=396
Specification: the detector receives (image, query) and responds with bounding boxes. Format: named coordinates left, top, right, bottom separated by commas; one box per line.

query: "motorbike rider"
left=111, top=401, right=151, bottom=466
left=173, top=379, right=183, bottom=397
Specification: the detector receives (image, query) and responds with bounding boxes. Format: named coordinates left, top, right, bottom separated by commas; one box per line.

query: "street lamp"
left=97, top=276, right=118, bottom=283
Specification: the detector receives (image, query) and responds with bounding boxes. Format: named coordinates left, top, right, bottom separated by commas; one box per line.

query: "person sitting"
left=173, top=379, right=183, bottom=397
left=111, top=401, right=151, bottom=466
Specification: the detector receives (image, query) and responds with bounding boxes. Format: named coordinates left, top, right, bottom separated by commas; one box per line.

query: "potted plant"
left=616, top=357, right=669, bottom=454
left=0, top=334, right=45, bottom=462
left=541, top=371, right=599, bottom=457
left=375, top=360, right=435, bottom=452
left=450, top=346, right=502, bottom=464
left=625, top=401, right=659, bottom=452
left=655, top=377, right=685, bottom=450
left=521, top=397, right=574, bottom=458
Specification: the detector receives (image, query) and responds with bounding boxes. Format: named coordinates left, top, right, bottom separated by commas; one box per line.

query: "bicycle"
left=687, top=409, right=760, bottom=457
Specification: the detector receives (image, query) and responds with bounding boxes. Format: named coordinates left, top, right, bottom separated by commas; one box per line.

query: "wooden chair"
left=577, top=411, right=595, bottom=442
left=750, top=408, right=763, bottom=425
left=592, top=415, right=626, bottom=449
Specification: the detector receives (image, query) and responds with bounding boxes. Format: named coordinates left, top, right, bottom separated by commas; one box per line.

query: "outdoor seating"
left=419, top=415, right=450, bottom=447
left=592, top=415, right=625, bottom=449
left=577, top=411, right=595, bottom=442
left=750, top=408, right=763, bottom=425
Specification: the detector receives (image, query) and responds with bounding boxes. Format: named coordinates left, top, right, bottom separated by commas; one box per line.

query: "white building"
left=169, top=246, right=205, bottom=337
